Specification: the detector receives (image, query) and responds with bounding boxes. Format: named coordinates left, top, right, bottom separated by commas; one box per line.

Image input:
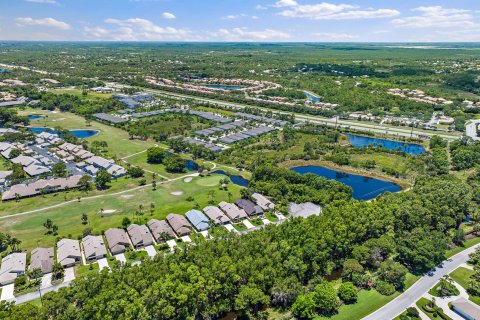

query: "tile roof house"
left=166, top=214, right=193, bottom=236
left=235, top=199, right=263, bottom=216
left=2, top=175, right=83, bottom=201
left=57, top=239, right=81, bottom=268
left=252, top=193, right=275, bottom=211
left=127, top=224, right=154, bottom=248
left=105, top=228, right=130, bottom=254
left=82, top=235, right=107, bottom=262
left=185, top=209, right=210, bottom=231
left=0, top=252, right=27, bottom=285
left=218, top=201, right=248, bottom=221
left=29, top=247, right=54, bottom=274
left=203, top=206, right=230, bottom=225
left=147, top=219, right=176, bottom=242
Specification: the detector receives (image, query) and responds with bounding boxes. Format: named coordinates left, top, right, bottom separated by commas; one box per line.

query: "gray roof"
left=2, top=175, right=83, bottom=201
left=203, top=206, right=230, bottom=225
left=93, top=113, right=128, bottom=124
left=166, top=214, right=193, bottom=236
left=252, top=193, right=275, bottom=210
left=288, top=202, right=322, bottom=219
left=82, top=235, right=107, bottom=260
left=57, top=239, right=81, bottom=267
left=127, top=224, right=154, bottom=247
left=147, top=219, right=176, bottom=241
left=105, top=228, right=130, bottom=254
left=235, top=199, right=263, bottom=216
left=29, top=247, right=54, bottom=274
left=451, top=297, right=480, bottom=319
left=185, top=209, right=210, bottom=231
left=218, top=201, right=248, bottom=220
left=0, top=252, right=27, bottom=285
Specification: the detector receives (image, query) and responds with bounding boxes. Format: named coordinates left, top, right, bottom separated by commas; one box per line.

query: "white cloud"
left=26, top=0, right=57, bottom=3
left=221, top=14, right=259, bottom=20
left=84, top=18, right=191, bottom=41
left=392, top=6, right=474, bottom=28
left=274, top=0, right=298, bottom=7
left=15, top=17, right=70, bottom=30
left=276, top=1, right=399, bottom=20
left=162, top=12, right=176, bottom=20
left=312, top=32, right=359, bottom=40
left=210, top=27, right=290, bottom=41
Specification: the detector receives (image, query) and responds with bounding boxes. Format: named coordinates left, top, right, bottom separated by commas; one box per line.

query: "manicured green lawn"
left=0, top=175, right=243, bottom=251
left=446, top=237, right=480, bottom=258
left=450, top=267, right=474, bottom=290
left=428, top=281, right=459, bottom=297
left=415, top=298, right=452, bottom=320
left=317, top=273, right=420, bottom=320
left=125, top=151, right=194, bottom=179
left=20, top=109, right=158, bottom=158
left=49, top=88, right=113, bottom=99
left=76, top=263, right=99, bottom=277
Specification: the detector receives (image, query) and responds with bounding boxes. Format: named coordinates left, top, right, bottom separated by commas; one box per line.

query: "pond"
left=201, top=84, right=241, bottom=90
left=28, top=115, right=45, bottom=120
left=304, top=91, right=320, bottom=102
left=165, top=151, right=198, bottom=171
left=291, top=165, right=401, bottom=200
left=30, top=127, right=99, bottom=139
left=211, top=169, right=249, bottom=187
left=347, top=134, right=425, bottom=155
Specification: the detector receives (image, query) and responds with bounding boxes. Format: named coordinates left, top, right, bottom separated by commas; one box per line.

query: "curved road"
left=363, top=244, right=480, bottom=320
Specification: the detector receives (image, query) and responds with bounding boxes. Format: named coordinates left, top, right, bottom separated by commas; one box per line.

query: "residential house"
left=218, top=201, right=248, bottom=221
left=203, top=206, right=230, bottom=225
left=127, top=224, right=154, bottom=248
left=185, top=209, right=210, bottom=231
left=57, top=239, right=81, bottom=268
left=0, top=252, right=27, bottom=285
left=29, top=247, right=54, bottom=274
left=82, top=235, right=107, bottom=262
left=105, top=228, right=130, bottom=254
left=252, top=193, right=275, bottom=211
left=147, top=219, right=176, bottom=242
left=235, top=198, right=263, bottom=216
left=166, top=214, right=193, bottom=236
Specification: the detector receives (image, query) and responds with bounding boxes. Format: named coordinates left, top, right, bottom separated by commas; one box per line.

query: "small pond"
left=347, top=134, right=425, bottom=155
left=211, top=169, right=249, bottom=187
left=30, top=127, right=99, bottom=139
left=28, top=115, right=45, bottom=120
left=291, top=165, right=401, bottom=200
left=304, top=91, right=320, bottom=102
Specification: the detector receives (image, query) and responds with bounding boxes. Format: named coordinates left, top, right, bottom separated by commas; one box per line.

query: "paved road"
left=14, top=280, right=72, bottom=304
left=363, top=244, right=480, bottom=320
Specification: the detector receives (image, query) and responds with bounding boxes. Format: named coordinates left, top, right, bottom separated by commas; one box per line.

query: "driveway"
left=224, top=223, right=237, bottom=233
left=166, top=239, right=177, bottom=251
left=97, top=258, right=110, bottom=270
left=40, top=273, right=52, bottom=289
left=0, top=283, right=14, bottom=301
left=363, top=244, right=480, bottom=320
left=144, top=245, right=157, bottom=258
left=200, top=230, right=209, bottom=239
left=181, top=235, right=192, bottom=243
left=243, top=220, right=254, bottom=229
left=64, top=267, right=75, bottom=282
left=114, top=253, right=126, bottom=263
left=262, top=218, right=271, bottom=225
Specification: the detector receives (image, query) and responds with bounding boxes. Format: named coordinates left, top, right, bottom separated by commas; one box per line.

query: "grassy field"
left=19, top=109, right=159, bottom=158
left=450, top=267, right=473, bottom=290
left=125, top=151, right=194, bottom=179
left=49, top=88, right=113, bottom=99
left=0, top=174, right=243, bottom=251
left=317, top=273, right=419, bottom=320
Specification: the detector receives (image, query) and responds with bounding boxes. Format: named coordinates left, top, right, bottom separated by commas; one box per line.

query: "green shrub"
left=375, top=280, right=396, bottom=296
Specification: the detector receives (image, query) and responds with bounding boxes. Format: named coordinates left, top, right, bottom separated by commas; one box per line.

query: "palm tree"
left=43, top=219, right=54, bottom=234
left=52, top=263, right=64, bottom=280
left=9, top=237, right=21, bottom=251
left=81, top=213, right=88, bottom=225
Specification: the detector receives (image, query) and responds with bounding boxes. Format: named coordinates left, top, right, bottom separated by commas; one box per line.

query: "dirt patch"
left=170, top=191, right=184, bottom=196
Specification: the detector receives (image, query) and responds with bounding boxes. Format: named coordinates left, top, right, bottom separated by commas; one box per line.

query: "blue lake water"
left=304, top=91, right=320, bottom=102
left=30, top=127, right=99, bottom=139
left=28, top=115, right=45, bottom=120
left=165, top=151, right=197, bottom=171
left=347, top=134, right=425, bottom=155
left=291, top=165, right=401, bottom=200
left=211, top=169, right=249, bottom=187
left=201, top=84, right=241, bottom=90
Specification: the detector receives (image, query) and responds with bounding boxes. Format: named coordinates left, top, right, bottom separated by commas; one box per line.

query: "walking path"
left=363, top=244, right=480, bottom=320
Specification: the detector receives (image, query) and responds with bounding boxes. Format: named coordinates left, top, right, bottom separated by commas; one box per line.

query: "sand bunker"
left=100, top=209, right=117, bottom=214
left=170, top=191, right=184, bottom=196
left=121, top=194, right=134, bottom=199
left=183, top=177, right=193, bottom=183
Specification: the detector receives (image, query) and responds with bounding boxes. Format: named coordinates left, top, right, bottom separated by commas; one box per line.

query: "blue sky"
left=0, top=0, right=479, bottom=41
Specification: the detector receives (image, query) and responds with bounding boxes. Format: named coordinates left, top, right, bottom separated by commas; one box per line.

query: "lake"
left=291, top=165, right=401, bottom=200
left=30, top=127, right=99, bottom=139
left=304, top=91, right=320, bottom=102
left=347, top=134, right=425, bottom=155
left=201, top=84, right=241, bottom=90
left=211, top=169, right=249, bottom=187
